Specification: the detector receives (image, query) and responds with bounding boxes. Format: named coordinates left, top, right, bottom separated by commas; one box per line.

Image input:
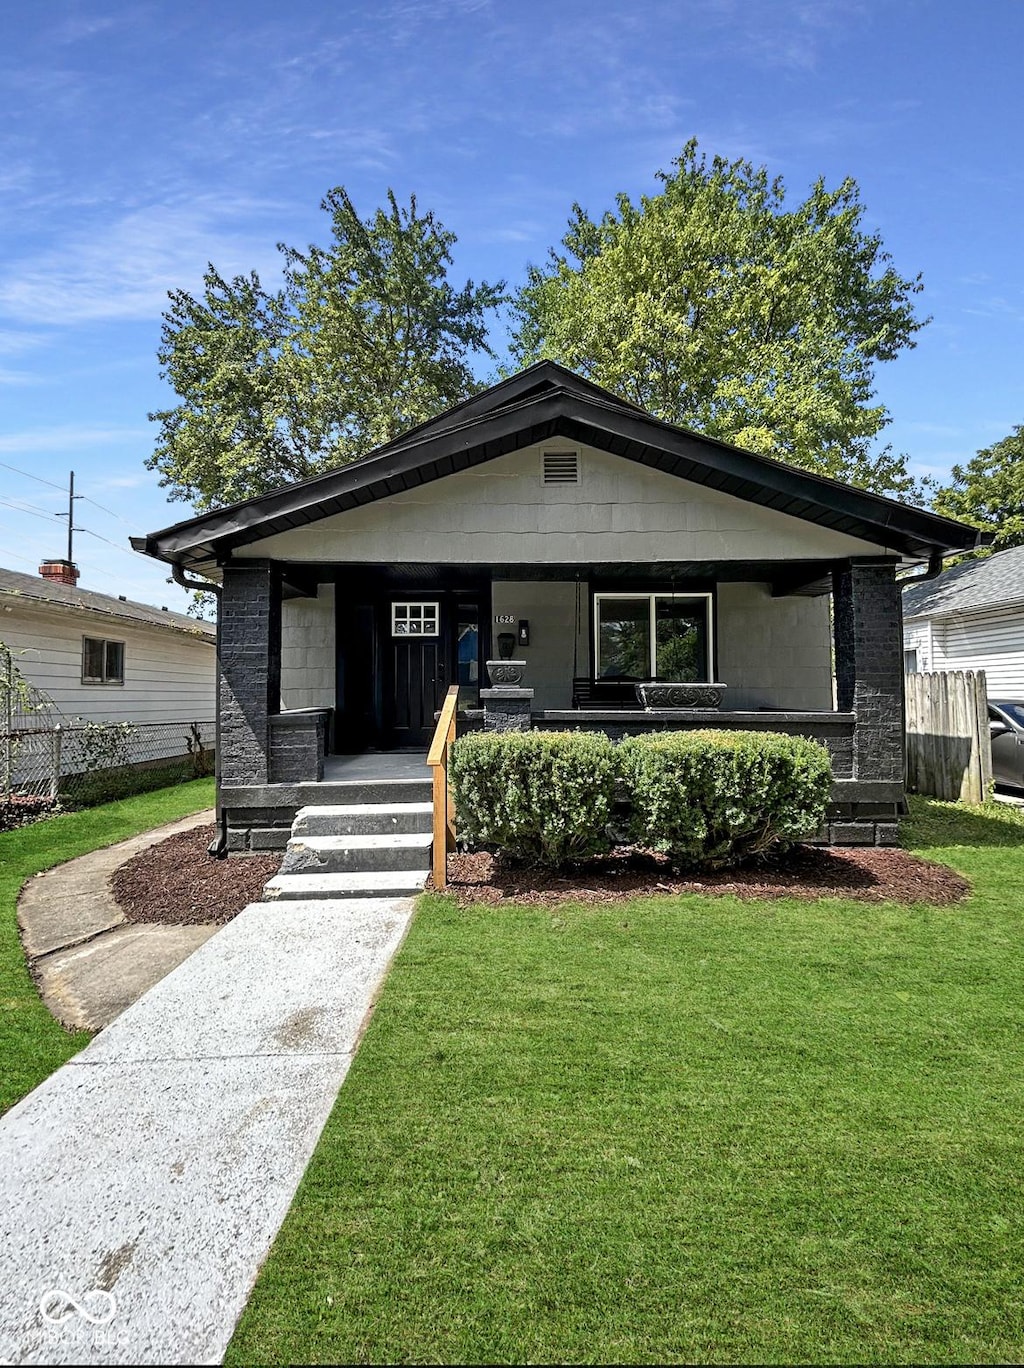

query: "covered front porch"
left=214, top=553, right=904, bottom=849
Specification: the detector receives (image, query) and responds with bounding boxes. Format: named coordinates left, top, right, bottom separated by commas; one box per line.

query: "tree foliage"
left=932, top=425, right=1024, bottom=554
left=511, top=140, right=927, bottom=495
left=148, top=189, right=505, bottom=510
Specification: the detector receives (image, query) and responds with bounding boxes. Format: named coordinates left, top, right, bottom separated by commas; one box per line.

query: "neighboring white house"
left=902, top=546, right=1024, bottom=695
left=0, top=560, right=215, bottom=726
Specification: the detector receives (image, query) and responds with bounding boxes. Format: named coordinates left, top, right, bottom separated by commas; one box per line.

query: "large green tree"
left=148, top=189, right=505, bottom=510
left=512, top=140, right=927, bottom=495
left=932, top=425, right=1024, bottom=553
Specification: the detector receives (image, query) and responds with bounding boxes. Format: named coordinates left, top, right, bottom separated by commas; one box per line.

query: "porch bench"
left=571, top=677, right=644, bottom=710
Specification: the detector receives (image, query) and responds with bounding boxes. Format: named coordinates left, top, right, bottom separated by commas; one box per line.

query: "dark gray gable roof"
left=902, top=546, right=1024, bottom=618
left=0, top=566, right=215, bottom=640
left=134, top=361, right=985, bottom=568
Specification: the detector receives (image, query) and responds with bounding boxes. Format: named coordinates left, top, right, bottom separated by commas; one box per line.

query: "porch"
left=215, top=555, right=904, bottom=851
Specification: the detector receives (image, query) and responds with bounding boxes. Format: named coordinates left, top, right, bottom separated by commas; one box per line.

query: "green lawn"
left=228, top=797, right=1024, bottom=1365
left=0, top=778, right=215, bottom=1115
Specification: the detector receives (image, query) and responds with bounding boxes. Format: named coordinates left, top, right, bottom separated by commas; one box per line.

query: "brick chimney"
left=39, top=558, right=80, bottom=587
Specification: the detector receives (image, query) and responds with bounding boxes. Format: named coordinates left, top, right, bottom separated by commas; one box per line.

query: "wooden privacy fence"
left=905, top=670, right=992, bottom=804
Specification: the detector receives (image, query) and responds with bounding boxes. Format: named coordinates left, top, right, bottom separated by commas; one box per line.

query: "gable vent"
left=542, top=451, right=579, bottom=485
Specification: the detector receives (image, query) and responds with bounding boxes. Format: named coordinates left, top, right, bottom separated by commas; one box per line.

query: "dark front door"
left=387, top=599, right=448, bottom=748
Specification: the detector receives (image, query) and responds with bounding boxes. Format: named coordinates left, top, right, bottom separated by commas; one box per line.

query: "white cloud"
left=0, top=201, right=285, bottom=326
left=0, top=425, right=149, bottom=454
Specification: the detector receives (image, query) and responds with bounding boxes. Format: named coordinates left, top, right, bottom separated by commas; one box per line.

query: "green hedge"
left=618, top=730, right=833, bottom=868
left=450, top=730, right=617, bottom=868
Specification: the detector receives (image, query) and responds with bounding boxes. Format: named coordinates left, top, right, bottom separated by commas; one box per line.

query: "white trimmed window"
left=82, top=636, right=125, bottom=685
left=594, top=594, right=713, bottom=681
left=391, top=601, right=440, bottom=637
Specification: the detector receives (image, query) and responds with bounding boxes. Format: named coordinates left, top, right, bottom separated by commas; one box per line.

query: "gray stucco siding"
left=280, top=584, right=335, bottom=711
left=235, top=442, right=895, bottom=565
left=490, top=581, right=588, bottom=710
left=716, top=584, right=833, bottom=710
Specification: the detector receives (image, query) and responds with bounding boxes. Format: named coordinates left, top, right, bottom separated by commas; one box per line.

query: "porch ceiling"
left=280, top=559, right=838, bottom=597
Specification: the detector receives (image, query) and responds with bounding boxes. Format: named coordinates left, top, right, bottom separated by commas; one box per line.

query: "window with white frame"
left=82, top=636, right=125, bottom=684
left=391, top=601, right=440, bottom=637
left=594, top=594, right=713, bottom=681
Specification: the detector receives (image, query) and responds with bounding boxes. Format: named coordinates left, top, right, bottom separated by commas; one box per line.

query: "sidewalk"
left=18, top=809, right=218, bottom=1030
left=0, top=894, right=416, bottom=1365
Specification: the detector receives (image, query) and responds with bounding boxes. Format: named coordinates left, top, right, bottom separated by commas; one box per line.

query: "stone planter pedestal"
left=635, top=682, right=728, bottom=710
left=482, top=660, right=532, bottom=731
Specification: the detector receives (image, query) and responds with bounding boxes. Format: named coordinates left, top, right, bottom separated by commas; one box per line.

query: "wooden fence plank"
left=905, top=669, right=990, bottom=804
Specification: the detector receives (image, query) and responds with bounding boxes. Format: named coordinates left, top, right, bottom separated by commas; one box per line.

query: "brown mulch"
left=443, top=844, right=971, bottom=907
left=112, top=824, right=281, bottom=926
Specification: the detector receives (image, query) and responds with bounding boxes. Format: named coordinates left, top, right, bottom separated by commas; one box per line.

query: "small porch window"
left=594, top=593, right=712, bottom=681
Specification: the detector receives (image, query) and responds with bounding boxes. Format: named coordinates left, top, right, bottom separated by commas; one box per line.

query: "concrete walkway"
left=0, top=893, right=416, bottom=1365
left=18, top=810, right=219, bottom=1030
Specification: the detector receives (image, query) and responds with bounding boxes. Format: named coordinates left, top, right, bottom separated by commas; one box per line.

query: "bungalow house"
left=902, top=545, right=1024, bottom=693
left=134, top=362, right=982, bottom=856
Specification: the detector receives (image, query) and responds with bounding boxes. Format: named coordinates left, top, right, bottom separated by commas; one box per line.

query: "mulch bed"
left=111, top=824, right=970, bottom=924
left=0, top=795, right=59, bottom=833
left=112, top=824, right=280, bottom=926
left=443, top=844, right=971, bottom=907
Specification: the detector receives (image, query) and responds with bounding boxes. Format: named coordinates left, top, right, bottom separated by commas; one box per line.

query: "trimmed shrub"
left=618, top=729, right=833, bottom=869
left=450, top=730, right=617, bottom=867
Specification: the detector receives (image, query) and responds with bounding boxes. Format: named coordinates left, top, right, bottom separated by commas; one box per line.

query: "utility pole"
left=58, top=470, right=82, bottom=562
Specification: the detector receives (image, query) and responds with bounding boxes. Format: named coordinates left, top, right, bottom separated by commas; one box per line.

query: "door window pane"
left=392, top=601, right=439, bottom=636
left=655, top=600, right=705, bottom=681
left=597, top=598, right=650, bottom=678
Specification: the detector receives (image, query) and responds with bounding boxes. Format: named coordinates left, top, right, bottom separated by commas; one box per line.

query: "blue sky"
left=0, top=0, right=1021, bottom=610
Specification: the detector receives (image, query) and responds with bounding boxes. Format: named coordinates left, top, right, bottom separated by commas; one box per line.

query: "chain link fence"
left=2, top=646, right=215, bottom=825
left=2, top=716, right=215, bottom=822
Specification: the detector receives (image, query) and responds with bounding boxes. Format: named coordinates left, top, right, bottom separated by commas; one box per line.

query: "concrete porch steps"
left=263, top=781, right=432, bottom=902
left=263, top=869, right=430, bottom=901
left=281, top=832, right=432, bottom=874
left=293, top=802, right=433, bottom=837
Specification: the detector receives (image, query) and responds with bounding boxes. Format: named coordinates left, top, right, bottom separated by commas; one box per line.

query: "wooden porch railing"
left=427, top=684, right=460, bottom=890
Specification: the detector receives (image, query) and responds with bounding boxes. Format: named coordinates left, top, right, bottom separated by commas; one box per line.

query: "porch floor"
left=323, top=751, right=430, bottom=783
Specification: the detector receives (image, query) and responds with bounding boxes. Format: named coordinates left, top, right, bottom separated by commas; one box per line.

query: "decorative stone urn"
left=635, top=682, right=727, bottom=710
left=485, top=659, right=527, bottom=688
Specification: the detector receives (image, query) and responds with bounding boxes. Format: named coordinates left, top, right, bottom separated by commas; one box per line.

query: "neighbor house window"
left=391, top=602, right=439, bottom=637
left=82, top=637, right=125, bottom=684
left=904, top=649, right=919, bottom=673
left=594, top=594, right=713, bottom=681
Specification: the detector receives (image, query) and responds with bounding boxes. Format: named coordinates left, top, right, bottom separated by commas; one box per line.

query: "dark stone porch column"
left=218, top=560, right=281, bottom=785
left=832, top=559, right=905, bottom=787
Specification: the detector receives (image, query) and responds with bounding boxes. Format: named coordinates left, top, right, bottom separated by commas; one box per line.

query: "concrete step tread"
left=296, top=802, right=433, bottom=818
left=288, top=833, right=433, bottom=852
left=264, top=870, right=429, bottom=897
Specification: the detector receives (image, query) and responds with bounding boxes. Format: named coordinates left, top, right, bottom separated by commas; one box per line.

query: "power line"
left=0, top=497, right=140, bottom=559
left=79, top=494, right=138, bottom=529
left=75, top=525, right=142, bottom=558
left=0, top=498, right=61, bottom=523
left=0, top=541, right=126, bottom=586
left=0, top=460, right=68, bottom=494
left=0, top=461, right=142, bottom=531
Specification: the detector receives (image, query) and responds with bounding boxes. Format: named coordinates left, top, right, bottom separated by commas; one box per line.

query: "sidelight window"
left=594, top=594, right=712, bottom=681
